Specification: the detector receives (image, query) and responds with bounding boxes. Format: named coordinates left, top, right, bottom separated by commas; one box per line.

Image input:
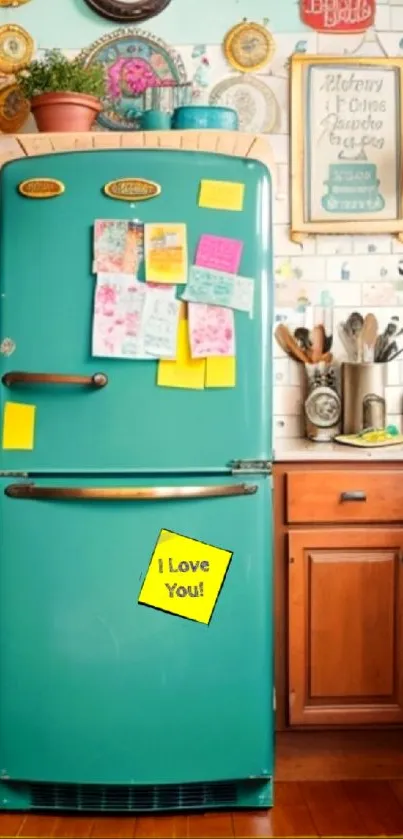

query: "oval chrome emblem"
left=18, top=178, right=65, bottom=199
left=104, top=178, right=161, bottom=201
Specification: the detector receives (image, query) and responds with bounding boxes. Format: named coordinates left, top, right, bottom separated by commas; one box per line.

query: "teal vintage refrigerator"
left=0, top=147, right=274, bottom=812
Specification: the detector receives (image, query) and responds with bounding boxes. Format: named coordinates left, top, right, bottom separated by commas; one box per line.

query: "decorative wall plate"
left=0, top=24, right=34, bottom=74
left=0, top=83, right=30, bottom=132
left=223, top=21, right=275, bottom=73
left=83, top=0, right=172, bottom=22
left=78, top=28, right=187, bottom=131
left=209, top=75, right=279, bottom=134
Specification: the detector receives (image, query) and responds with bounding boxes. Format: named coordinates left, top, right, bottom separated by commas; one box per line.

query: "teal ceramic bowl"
left=172, top=106, right=239, bottom=131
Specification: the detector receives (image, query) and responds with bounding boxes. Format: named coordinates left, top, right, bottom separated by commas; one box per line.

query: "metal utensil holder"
left=342, top=362, right=386, bottom=434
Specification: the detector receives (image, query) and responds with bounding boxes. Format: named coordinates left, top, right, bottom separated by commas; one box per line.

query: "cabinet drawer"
left=287, top=470, right=403, bottom=523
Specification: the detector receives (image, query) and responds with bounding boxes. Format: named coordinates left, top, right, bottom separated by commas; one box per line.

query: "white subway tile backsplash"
left=385, top=387, right=403, bottom=415
left=353, top=236, right=392, bottom=255
left=274, top=386, right=302, bottom=416
left=274, top=415, right=303, bottom=439
left=387, top=360, right=401, bottom=387
left=325, top=255, right=401, bottom=283
left=288, top=256, right=326, bottom=282
left=391, top=6, right=403, bottom=28
left=316, top=33, right=362, bottom=54
left=376, top=3, right=391, bottom=27
left=274, top=224, right=316, bottom=256
left=273, top=165, right=290, bottom=224
left=274, top=357, right=291, bottom=384
left=316, top=236, right=353, bottom=256
left=362, top=283, right=399, bottom=306
left=304, top=282, right=363, bottom=307
left=267, top=134, right=289, bottom=166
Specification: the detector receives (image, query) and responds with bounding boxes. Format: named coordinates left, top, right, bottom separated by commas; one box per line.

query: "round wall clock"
left=224, top=21, right=275, bottom=73
left=0, top=24, right=34, bottom=74
left=83, top=0, right=172, bottom=22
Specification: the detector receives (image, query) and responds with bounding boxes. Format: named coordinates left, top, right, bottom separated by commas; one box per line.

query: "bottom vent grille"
left=19, top=781, right=240, bottom=812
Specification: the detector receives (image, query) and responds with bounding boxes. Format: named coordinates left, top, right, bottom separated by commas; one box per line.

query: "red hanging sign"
left=300, top=0, right=375, bottom=33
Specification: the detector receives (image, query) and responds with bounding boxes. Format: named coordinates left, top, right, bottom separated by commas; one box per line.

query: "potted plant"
left=16, top=49, right=106, bottom=132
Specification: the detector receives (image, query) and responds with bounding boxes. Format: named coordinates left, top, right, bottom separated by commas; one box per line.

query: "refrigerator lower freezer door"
left=0, top=475, right=273, bottom=811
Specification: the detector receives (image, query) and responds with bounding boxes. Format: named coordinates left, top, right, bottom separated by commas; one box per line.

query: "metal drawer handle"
left=2, top=371, right=108, bottom=388
left=5, top=483, right=258, bottom=501
left=340, top=491, right=367, bottom=502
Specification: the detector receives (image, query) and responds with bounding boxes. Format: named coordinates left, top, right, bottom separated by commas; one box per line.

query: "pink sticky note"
left=195, top=234, right=243, bottom=274
left=188, top=302, right=235, bottom=358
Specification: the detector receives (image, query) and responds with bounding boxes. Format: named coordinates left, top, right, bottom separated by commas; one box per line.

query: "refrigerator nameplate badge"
left=18, top=179, right=65, bottom=199
left=104, top=178, right=161, bottom=202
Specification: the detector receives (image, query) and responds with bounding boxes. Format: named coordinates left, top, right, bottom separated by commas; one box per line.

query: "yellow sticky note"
left=138, top=528, right=233, bottom=624
left=199, top=180, right=245, bottom=211
left=2, top=401, right=36, bottom=450
left=158, top=320, right=205, bottom=389
left=205, top=356, right=236, bottom=388
left=145, top=222, right=188, bottom=283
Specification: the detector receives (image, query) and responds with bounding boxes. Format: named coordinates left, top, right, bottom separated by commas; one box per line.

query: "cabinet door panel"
left=288, top=528, right=403, bottom=726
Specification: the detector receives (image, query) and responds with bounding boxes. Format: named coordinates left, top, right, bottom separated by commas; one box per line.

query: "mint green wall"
left=0, top=0, right=304, bottom=49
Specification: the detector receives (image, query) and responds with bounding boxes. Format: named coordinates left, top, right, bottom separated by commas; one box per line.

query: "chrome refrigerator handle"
left=5, top=483, right=258, bottom=501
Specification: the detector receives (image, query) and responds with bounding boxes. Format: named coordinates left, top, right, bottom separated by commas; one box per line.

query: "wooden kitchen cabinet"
left=288, top=528, right=403, bottom=726
left=274, top=461, right=403, bottom=730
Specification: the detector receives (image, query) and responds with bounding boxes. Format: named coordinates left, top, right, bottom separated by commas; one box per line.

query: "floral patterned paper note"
left=92, top=274, right=178, bottom=360
left=188, top=302, right=235, bottom=358
left=93, top=220, right=144, bottom=275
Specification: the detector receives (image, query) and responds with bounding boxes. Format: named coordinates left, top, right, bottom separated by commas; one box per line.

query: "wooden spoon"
left=361, top=313, right=378, bottom=363
left=275, top=324, right=310, bottom=364
left=311, top=324, right=325, bottom=364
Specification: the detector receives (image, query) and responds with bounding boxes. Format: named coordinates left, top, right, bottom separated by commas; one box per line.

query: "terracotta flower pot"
left=31, top=91, right=102, bottom=132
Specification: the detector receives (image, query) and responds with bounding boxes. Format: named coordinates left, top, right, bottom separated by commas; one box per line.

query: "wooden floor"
left=1, top=732, right=403, bottom=838
left=1, top=781, right=403, bottom=837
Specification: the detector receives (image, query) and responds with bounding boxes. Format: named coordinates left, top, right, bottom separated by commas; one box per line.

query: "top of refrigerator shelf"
left=0, top=148, right=273, bottom=473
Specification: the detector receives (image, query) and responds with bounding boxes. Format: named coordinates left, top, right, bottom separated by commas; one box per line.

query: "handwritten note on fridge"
left=188, top=303, right=235, bottom=357
left=145, top=223, right=188, bottom=284
left=307, top=63, right=399, bottom=221
left=195, top=234, right=243, bottom=274
left=93, top=220, right=144, bottom=275
left=92, top=275, right=179, bottom=359
left=182, top=266, right=254, bottom=315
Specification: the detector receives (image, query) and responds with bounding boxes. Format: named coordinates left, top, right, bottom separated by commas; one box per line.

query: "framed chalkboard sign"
left=290, top=54, right=403, bottom=242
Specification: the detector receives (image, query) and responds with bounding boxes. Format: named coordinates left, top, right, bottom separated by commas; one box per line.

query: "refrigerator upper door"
left=0, top=149, right=272, bottom=471
left=0, top=474, right=273, bottom=786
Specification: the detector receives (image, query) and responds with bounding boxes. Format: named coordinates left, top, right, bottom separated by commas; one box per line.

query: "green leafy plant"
left=16, top=49, right=106, bottom=100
